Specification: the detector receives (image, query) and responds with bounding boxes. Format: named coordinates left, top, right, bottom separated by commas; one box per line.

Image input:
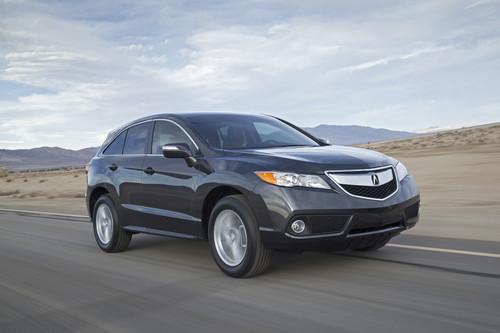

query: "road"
left=0, top=210, right=499, bottom=333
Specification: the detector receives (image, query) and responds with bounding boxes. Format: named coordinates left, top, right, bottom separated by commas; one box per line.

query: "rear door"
left=99, top=129, right=127, bottom=204
left=140, top=120, right=203, bottom=237
left=116, top=121, right=152, bottom=226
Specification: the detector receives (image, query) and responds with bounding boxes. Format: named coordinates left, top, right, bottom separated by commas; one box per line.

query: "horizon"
left=2, top=0, right=500, bottom=149
left=1, top=119, right=498, bottom=151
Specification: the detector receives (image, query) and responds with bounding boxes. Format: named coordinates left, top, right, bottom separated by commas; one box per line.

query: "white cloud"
left=338, top=46, right=451, bottom=72
left=0, top=0, right=499, bottom=149
left=465, top=0, right=500, bottom=9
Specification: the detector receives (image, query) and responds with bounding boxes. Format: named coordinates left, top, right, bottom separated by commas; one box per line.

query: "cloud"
left=338, top=46, right=451, bottom=72
left=465, top=0, right=500, bottom=9
left=0, top=0, right=500, bottom=149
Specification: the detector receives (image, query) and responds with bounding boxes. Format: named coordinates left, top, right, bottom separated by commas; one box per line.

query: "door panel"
left=141, top=156, right=203, bottom=236
left=117, top=156, right=147, bottom=209
left=139, top=120, right=204, bottom=237
left=99, top=154, right=146, bottom=227
left=113, top=121, right=152, bottom=226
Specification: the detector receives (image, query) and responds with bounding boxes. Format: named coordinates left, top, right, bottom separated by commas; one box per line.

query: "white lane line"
left=388, top=244, right=500, bottom=259
left=1, top=208, right=500, bottom=259
left=0, top=208, right=88, bottom=219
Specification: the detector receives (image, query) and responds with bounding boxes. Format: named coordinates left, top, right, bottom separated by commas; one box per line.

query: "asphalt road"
left=1, top=211, right=499, bottom=333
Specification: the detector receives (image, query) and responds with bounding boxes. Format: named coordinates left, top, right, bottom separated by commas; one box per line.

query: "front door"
left=140, top=120, right=203, bottom=237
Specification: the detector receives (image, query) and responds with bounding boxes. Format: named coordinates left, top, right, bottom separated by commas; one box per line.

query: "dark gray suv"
left=86, top=113, right=420, bottom=277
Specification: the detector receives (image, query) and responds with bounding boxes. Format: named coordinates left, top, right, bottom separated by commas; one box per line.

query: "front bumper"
left=251, top=175, right=420, bottom=250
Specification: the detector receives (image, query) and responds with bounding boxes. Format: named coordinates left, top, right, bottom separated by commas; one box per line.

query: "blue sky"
left=1, top=0, right=499, bottom=149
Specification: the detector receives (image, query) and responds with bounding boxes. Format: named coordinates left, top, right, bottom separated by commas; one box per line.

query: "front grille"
left=326, top=166, right=399, bottom=200
left=341, top=178, right=398, bottom=199
left=308, top=215, right=350, bottom=234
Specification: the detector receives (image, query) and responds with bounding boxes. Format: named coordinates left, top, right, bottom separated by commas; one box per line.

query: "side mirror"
left=318, top=138, right=331, bottom=145
left=162, top=144, right=197, bottom=167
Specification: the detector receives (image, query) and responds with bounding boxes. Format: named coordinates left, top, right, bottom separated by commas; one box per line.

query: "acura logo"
left=371, top=174, right=380, bottom=186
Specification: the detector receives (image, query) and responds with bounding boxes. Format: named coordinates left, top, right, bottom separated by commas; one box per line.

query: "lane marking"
left=344, top=253, right=500, bottom=279
left=0, top=208, right=89, bottom=219
left=388, top=243, right=500, bottom=259
left=1, top=208, right=499, bottom=259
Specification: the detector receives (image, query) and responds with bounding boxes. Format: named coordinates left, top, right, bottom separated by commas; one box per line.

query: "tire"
left=208, top=195, right=271, bottom=278
left=92, top=194, right=132, bottom=252
left=354, top=234, right=391, bottom=251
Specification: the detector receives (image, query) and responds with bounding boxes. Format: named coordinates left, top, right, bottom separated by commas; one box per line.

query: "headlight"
left=255, top=172, right=330, bottom=189
left=395, top=162, right=409, bottom=181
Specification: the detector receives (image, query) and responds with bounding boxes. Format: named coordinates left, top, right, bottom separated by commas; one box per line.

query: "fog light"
left=291, top=220, right=306, bottom=234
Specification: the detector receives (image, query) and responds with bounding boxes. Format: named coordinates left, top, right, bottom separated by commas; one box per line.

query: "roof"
left=150, top=111, right=263, bottom=120
left=103, top=112, right=270, bottom=145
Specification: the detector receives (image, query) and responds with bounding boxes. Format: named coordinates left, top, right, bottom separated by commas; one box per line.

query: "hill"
left=0, top=147, right=98, bottom=171
left=303, top=124, right=415, bottom=145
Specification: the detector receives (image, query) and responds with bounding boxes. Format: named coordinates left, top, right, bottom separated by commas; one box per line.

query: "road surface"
left=0, top=210, right=499, bottom=332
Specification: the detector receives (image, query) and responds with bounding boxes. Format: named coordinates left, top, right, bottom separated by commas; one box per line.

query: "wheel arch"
left=87, top=184, right=117, bottom=218
left=201, top=185, right=244, bottom=239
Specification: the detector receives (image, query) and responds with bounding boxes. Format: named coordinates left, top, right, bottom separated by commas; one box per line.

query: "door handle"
left=107, top=163, right=118, bottom=171
left=143, top=167, right=155, bottom=175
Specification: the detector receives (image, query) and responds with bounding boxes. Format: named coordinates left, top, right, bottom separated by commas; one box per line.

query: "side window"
left=103, top=131, right=126, bottom=155
left=152, top=121, right=195, bottom=154
left=123, top=122, right=151, bottom=155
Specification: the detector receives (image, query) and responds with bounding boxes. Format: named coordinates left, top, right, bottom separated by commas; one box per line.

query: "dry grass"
left=0, top=167, right=8, bottom=178
left=0, top=169, right=86, bottom=201
left=0, top=190, right=20, bottom=196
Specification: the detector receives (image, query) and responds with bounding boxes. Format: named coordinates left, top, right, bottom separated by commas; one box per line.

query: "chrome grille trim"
left=327, top=167, right=393, bottom=186
left=325, top=165, right=399, bottom=201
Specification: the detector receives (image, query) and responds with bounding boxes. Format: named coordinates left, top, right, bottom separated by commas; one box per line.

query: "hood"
left=223, top=145, right=395, bottom=172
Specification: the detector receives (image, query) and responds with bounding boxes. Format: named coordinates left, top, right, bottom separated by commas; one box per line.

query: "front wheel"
left=92, top=195, right=132, bottom=252
left=209, top=195, right=271, bottom=278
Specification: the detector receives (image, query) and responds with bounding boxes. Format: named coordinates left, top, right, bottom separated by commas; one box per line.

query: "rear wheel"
left=209, top=195, right=271, bottom=278
left=93, top=195, right=132, bottom=252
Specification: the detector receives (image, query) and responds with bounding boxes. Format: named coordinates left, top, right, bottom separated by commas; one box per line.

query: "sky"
left=1, top=0, right=500, bottom=149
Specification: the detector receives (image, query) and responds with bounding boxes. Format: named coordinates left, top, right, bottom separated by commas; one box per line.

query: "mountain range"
left=0, top=147, right=99, bottom=171
left=0, top=125, right=415, bottom=171
left=304, top=125, right=415, bottom=145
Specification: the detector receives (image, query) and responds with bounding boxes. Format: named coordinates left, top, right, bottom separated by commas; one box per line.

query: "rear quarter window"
left=102, top=131, right=126, bottom=155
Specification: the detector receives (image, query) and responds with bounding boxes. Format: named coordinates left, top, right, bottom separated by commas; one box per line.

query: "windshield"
left=185, top=114, right=320, bottom=150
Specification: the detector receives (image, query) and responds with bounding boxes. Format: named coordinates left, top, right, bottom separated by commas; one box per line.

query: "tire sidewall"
left=92, top=195, right=120, bottom=252
left=209, top=196, right=260, bottom=277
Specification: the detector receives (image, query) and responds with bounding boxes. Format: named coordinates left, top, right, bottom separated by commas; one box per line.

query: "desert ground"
left=1, top=123, right=499, bottom=241
left=0, top=168, right=87, bottom=215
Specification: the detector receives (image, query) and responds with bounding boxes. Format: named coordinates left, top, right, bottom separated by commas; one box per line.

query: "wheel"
left=209, top=195, right=271, bottom=278
left=92, top=194, right=132, bottom=252
left=354, top=234, right=391, bottom=251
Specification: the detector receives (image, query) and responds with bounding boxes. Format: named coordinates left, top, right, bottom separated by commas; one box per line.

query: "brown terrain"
left=1, top=122, right=499, bottom=241
left=360, top=122, right=500, bottom=242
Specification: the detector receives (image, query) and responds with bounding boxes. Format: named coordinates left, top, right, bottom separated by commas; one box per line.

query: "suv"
left=87, top=113, right=419, bottom=277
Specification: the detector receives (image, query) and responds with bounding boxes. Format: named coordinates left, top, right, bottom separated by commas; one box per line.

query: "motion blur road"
left=1, top=210, right=499, bottom=333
